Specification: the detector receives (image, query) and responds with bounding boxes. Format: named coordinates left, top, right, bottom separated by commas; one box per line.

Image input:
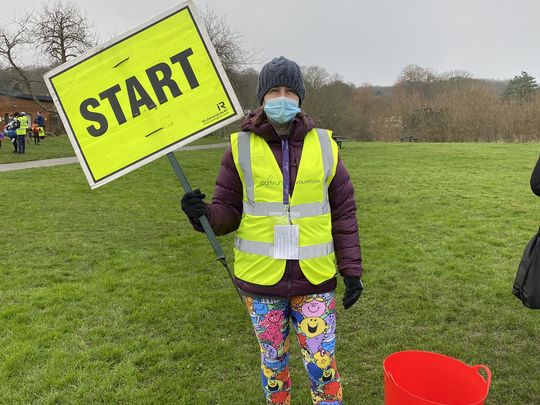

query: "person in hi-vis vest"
left=181, top=56, right=363, bottom=405
left=15, top=112, right=29, bottom=154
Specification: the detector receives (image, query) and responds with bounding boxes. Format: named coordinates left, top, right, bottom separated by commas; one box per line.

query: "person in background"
left=38, top=126, right=46, bottom=142
left=36, top=111, right=45, bottom=140
left=180, top=56, right=363, bottom=405
left=16, top=112, right=29, bottom=154
left=530, top=156, right=540, bottom=196
left=5, top=113, right=18, bottom=153
left=32, top=120, right=40, bottom=145
left=36, top=111, right=45, bottom=129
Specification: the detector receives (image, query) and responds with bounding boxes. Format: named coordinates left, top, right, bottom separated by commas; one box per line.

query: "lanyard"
left=281, top=137, right=290, bottom=206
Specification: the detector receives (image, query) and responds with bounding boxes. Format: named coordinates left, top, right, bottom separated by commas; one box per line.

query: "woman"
left=181, top=56, right=363, bottom=405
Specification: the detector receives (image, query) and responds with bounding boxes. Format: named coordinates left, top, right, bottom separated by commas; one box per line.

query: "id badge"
left=273, top=224, right=299, bottom=259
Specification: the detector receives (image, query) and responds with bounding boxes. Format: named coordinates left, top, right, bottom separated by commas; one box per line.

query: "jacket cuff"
left=339, top=265, right=363, bottom=279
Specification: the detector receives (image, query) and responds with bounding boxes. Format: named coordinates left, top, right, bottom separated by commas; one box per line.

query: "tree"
left=301, top=65, right=332, bottom=121
left=0, top=21, right=52, bottom=110
left=395, top=64, right=437, bottom=97
left=0, top=21, right=30, bottom=90
left=29, top=0, right=96, bottom=64
left=303, top=65, right=331, bottom=91
left=199, top=6, right=248, bottom=75
left=0, top=1, right=96, bottom=112
left=300, top=65, right=362, bottom=136
left=502, top=71, right=539, bottom=102
left=197, top=5, right=256, bottom=115
left=228, top=67, right=259, bottom=111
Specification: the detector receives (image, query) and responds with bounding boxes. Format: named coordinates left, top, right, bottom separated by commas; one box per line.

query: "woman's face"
left=263, top=86, right=299, bottom=105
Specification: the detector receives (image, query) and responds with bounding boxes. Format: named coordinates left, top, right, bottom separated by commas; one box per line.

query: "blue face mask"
left=263, top=97, right=301, bottom=124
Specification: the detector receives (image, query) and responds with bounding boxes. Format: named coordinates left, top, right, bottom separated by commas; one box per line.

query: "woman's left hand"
left=342, top=277, right=363, bottom=309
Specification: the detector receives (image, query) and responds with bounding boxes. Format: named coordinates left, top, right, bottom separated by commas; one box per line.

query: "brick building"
left=0, top=91, right=62, bottom=134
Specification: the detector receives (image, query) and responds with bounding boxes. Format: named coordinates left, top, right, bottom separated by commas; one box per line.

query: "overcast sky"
left=8, top=0, right=540, bottom=86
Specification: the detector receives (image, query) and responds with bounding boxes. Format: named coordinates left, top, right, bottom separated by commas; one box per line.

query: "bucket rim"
left=384, top=350, right=479, bottom=368
left=385, top=349, right=461, bottom=359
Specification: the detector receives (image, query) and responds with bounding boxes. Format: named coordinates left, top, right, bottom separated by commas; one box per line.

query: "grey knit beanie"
left=256, top=56, right=305, bottom=105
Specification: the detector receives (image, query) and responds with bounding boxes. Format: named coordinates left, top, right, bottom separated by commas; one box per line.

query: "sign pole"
left=167, top=152, right=244, bottom=304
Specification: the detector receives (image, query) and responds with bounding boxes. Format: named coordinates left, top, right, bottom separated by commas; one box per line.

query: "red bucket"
left=383, top=351, right=491, bottom=405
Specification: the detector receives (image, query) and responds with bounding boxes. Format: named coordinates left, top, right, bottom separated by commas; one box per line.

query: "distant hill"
left=364, top=79, right=508, bottom=98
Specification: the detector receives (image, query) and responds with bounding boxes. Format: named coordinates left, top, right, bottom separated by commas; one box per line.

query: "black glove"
left=342, top=277, right=363, bottom=309
left=181, top=188, right=208, bottom=220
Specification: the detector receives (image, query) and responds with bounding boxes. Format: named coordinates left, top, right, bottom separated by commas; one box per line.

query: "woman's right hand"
left=180, top=188, right=208, bottom=219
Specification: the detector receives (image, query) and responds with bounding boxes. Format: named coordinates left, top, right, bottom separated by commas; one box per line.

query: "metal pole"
left=167, top=152, right=243, bottom=303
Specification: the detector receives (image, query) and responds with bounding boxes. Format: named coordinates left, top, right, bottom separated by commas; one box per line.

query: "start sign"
left=44, top=1, right=242, bottom=188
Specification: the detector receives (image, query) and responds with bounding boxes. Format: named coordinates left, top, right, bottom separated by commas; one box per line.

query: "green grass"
left=0, top=135, right=75, bottom=163
left=1, top=142, right=539, bottom=404
left=0, top=134, right=227, bottom=165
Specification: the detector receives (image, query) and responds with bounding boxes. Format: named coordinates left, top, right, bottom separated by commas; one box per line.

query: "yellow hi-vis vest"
left=16, top=115, right=29, bottom=135
left=231, top=128, right=339, bottom=286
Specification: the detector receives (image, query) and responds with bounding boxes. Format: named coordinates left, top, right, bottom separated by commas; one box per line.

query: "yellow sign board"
left=44, top=1, right=241, bottom=188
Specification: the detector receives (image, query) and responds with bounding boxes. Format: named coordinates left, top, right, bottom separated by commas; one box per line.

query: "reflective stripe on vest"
left=231, top=128, right=339, bottom=286
left=234, top=238, right=335, bottom=260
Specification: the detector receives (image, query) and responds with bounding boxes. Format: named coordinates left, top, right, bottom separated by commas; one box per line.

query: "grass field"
left=1, top=141, right=540, bottom=404
left=0, top=134, right=228, bottom=164
left=0, top=135, right=75, bottom=164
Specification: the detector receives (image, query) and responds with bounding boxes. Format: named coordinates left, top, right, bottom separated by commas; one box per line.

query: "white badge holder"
left=272, top=212, right=299, bottom=259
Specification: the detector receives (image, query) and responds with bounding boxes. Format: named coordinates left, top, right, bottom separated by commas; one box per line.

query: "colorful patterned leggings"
left=245, top=292, right=342, bottom=405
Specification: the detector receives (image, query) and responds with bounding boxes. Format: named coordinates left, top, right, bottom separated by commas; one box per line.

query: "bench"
left=332, top=136, right=348, bottom=149
left=400, top=136, right=418, bottom=142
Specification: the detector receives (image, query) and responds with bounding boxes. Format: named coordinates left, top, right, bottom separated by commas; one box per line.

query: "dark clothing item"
left=181, top=189, right=207, bottom=220
left=36, top=114, right=45, bottom=127
left=192, top=111, right=363, bottom=297
left=256, top=57, right=305, bottom=105
left=16, top=135, right=25, bottom=153
left=531, top=156, right=540, bottom=197
left=343, top=277, right=363, bottom=309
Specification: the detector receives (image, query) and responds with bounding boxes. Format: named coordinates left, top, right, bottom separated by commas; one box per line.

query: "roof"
left=0, top=91, right=53, bottom=102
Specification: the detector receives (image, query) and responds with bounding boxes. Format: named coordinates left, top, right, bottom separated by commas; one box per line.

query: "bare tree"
left=198, top=6, right=246, bottom=75
left=0, top=22, right=29, bottom=83
left=303, top=65, right=331, bottom=91
left=301, top=65, right=332, bottom=123
left=0, top=1, right=96, bottom=112
left=396, top=65, right=438, bottom=99
left=0, top=22, right=54, bottom=112
left=29, top=0, right=96, bottom=64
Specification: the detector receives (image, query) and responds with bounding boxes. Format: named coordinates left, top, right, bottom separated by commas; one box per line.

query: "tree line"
left=225, top=65, right=540, bottom=143
left=1, top=1, right=539, bottom=142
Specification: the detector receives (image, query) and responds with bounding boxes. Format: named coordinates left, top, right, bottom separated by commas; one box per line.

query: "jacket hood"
left=240, top=108, right=316, bottom=143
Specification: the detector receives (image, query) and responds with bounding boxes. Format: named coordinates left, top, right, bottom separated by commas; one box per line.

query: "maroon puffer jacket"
left=196, top=111, right=363, bottom=297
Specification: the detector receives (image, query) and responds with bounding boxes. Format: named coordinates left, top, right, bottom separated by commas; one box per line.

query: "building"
left=0, top=91, right=62, bottom=134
